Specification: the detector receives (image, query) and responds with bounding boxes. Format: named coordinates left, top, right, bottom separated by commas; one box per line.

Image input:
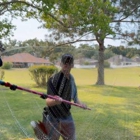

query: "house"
left=107, top=55, right=140, bottom=68
left=54, top=58, right=98, bottom=69
left=74, top=58, right=98, bottom=68
left=131, top=56, right=140, bottom=64
left=2, top=53, right=52, bottom=68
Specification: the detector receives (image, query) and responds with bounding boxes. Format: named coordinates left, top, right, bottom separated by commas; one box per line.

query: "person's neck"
left=61, top=70, right=70, bottom=79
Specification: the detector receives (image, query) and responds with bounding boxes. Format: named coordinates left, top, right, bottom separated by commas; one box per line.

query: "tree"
left=0, top=0, right=32, bottom=39
left=40, top=0, right=140, bottom=85
left=1, top=0, right=140, bottom=85
left=0, top=0, right=76, bottom=59
left=0, top=0, right=56, bottom=39
left=75, top=44, right=95, bottom=59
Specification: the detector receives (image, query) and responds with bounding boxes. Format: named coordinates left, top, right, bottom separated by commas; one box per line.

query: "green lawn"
left=0, top=67, right=140, bottom=140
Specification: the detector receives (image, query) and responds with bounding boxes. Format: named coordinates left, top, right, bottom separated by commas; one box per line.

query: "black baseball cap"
left=61, top=54, right=74, bottom=65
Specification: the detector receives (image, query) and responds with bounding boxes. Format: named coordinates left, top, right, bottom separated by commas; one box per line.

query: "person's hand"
left=80, top=103, right=87, bottom=109
left=54, top=95, right=63, bottom=105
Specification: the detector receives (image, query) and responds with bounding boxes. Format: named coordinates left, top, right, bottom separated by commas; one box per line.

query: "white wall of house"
left=74, top=64, right=96, bottom=68
left=110, top=63, right=140, bottom=68
left=28, top=63, right=34, bottom=67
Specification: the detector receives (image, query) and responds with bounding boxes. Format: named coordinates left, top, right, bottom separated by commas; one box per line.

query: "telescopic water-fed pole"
left=0, top=80, right=91, bottom=110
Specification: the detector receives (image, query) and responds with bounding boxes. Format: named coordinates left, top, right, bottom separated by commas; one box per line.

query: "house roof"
left=2, top=53, right=51, bottom=64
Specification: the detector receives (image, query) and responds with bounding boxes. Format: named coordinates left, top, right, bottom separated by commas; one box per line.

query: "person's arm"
left=76, top=98, right=87, bottom=109
left=71, top=75, right=87, bottom=108
left=71, top=75, right=78, bottom=103
left=46, top=96, right=62, bottom=107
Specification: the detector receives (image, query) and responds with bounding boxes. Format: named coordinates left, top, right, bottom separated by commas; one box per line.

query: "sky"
left=10, top=18, right=122, bottom=47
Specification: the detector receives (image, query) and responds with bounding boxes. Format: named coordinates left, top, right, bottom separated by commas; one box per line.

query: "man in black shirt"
left=44, top=53, right=87, bottom=140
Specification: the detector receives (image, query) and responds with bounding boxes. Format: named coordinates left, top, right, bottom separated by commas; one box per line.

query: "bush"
left=1, top=62, right=13, bottom=69
left=29, top=65, right=58, bottom=86
left=84, top=61, right=90, bottom=65
left=104, top=61, right=110, bottom=68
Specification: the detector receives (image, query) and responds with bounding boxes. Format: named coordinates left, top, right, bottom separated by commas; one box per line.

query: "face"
left=61, top=62, right=74, bottom=77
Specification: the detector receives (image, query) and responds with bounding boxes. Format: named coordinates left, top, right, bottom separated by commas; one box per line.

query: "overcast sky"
left=10, top=18, right=121, bottom=47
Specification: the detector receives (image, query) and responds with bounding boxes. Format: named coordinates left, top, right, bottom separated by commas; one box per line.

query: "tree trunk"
left=96, top=42, right=105, bottom=85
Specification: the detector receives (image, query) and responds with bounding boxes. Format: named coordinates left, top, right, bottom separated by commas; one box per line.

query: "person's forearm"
left=46, top=96, right=62, bottom=107
left=76, top=98, right=81, bottom=104
left=76, top=98, right=87, bottom=108
left=46, top=98, right=57, bottom=106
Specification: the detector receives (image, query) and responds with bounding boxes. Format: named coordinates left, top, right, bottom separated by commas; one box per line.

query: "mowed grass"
left=71, top=67, right=140, bottom=87
left=0, top=67, right=140, bottom=140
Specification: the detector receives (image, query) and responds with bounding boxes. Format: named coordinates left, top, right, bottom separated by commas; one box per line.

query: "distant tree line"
left=2, top=39, right=140, bottom=63
left=108, top=45, right=140, bottom=58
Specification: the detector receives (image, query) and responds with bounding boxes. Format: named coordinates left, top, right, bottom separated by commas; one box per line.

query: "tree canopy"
left=40, top=0, right=140, bottom=85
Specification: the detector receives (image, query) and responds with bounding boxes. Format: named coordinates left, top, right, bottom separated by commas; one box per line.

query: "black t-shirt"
left=47, top=71, right=72, bottom=118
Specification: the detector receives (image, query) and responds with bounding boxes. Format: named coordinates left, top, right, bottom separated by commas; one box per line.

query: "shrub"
left=1, top=62, right=13, bottom=69
left=104, top=61, right=110, bottom=68
left=84, top=61, right=90, bottom=65
left=29, top=65, right=58, bottom=86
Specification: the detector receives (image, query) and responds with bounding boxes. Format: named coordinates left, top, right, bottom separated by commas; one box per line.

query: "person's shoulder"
left=49, top=71, right=60, bottom=80
left=70, top=74, right=75, bottom=80
left=47, top=72, right=58, bottom=84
